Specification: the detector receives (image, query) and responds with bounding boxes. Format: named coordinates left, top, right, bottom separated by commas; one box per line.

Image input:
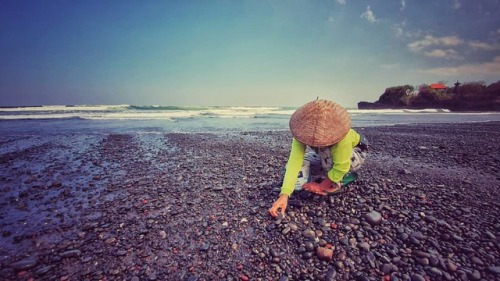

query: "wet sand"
left=0, top=122, right=499, bottom=280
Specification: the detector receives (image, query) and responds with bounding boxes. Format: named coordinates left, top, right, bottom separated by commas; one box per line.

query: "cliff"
left=359, top=81, right=500, bottom=111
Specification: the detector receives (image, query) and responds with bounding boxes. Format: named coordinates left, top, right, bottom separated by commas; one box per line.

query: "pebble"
left=302, top=229, right=315, bottom=239
left=316, top=247, right=333, bottom=261
left=10, top=257, right=38, bottom=271
left=488, top=266, right=500, bottom=274
left=358, top=242, right=370, bottom=252
left=365, top=211, right=382, bottom=225
left=281, top=227, right=291, bottom=235
left=410, top=274, right=425, bottom=281
left=60, top=250, right=82, bottom=258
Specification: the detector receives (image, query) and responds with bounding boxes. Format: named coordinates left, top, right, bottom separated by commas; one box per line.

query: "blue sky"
left=1, top=0, right=499, bottom=107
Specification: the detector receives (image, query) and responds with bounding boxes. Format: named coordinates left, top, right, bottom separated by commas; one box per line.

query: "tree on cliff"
left=455, top=81, right=487, bottom=100
left=483, top=80, right=500, bottom=99
left=377, top=85, right=414, bottom=106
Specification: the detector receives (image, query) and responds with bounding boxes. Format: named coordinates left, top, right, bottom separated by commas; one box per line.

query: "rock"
left=446, top=261, right=458, bottom=272
left=381, top=263, right=397, bottom=274
left=487, top=266, right=500, bottom=275
left=365, top=211, right=382, bottom=225
left=281, top=227, right=291, bottom=235
left=325, top=268, right=337, bottom=281
left=10, top=257, right=38, bottom=271
left=429, top=267, right=442, bottom=277
left=358, top=242, right=370, bottom=252
left=410, top=274, right=425, bottom=281
left=317, top=247, right=334, bottom=261
left=303, top=229, right=315, bottom=239
left=415, top=257, right=429, bottom=266
left=60, top=250, right=81, bottom=258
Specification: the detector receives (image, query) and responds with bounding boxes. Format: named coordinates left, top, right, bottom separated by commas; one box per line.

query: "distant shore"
left=1, top=122, right=499, bottom=280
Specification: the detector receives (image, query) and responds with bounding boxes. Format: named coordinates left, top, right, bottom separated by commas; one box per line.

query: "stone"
left=410, top=274, right=425, bottom=281
left=358, top=242, right=370, bottom=252
left=365, top=211, right=382, bottom=225
left=487, top=266, right=500, bottom=275
left=10, top=257, right=38, bottom=271
left=303, top=229, right=315, bottom=239
left=317, top=247, right=334, bottom=261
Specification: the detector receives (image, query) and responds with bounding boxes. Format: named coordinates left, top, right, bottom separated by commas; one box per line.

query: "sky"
left=1, top=0, right=500, bottom=107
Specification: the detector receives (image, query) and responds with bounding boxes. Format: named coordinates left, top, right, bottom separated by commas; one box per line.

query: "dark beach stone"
left=10, top=257, right=38, bottom=271
left=410, top=231, right=425, bottom=240
left=33, top=265, right=53, bottom=275
left=358, top=242, right=370, bottom=252
left=366, top=253, right=376, bottom=268
left=199, top=243, right=210, bottom=251
left=487, top=266, right=500, bottom=274
left=339, top=237, right=349, bottom=246
left=471, top=256, right=484, bottom=266
left=414, top=250, right=431, bottom=258
left=470, top=270, right=481, bottom=280
left=365, top=211, right=382, bottom=225
left=429, top=267, right=442, bottom=277
left=380, top=263, right=395, bottom=274
left=304, top=242, right=314, bottom=252
left=281, top=227, right=291, bottom=235
left=356, top=275, right=370, bottom=281
left=410, top=274, right=425, bottom=281
left=415, top=257, right=429, bottom=266
left=303, top=229, right=315, bottom=239
left=60, top=250, right=81, bottom=258
left=325, top=268, right=337, bottom=281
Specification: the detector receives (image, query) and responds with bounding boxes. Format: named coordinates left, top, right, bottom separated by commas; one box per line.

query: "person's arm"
left=269, top=138, right=305, bottom=218
left=327, top=130, right=359, bottom=183
left=280, top=138, right=306, bottom=196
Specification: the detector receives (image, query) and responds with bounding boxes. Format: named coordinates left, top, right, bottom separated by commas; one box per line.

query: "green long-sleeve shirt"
left=281, top=129, right=361, bottom=196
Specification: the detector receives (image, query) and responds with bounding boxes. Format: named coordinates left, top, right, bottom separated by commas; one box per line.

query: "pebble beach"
left=1, top=122, right=499, bottom=281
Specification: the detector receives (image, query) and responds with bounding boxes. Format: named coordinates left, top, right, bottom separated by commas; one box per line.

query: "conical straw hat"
left=289, top=99, right=351, bottom=147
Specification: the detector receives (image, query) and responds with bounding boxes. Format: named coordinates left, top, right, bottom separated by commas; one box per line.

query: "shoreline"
left=1, top=122, right=499, bottom=280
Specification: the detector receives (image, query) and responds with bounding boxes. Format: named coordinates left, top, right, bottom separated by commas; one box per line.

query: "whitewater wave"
left=0, top=105, right=130, bottom=112
left=1, top=105, right=499, bottom=121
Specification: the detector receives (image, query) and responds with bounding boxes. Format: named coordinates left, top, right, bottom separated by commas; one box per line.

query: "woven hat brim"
left=289, top=100, right=351, bottom=147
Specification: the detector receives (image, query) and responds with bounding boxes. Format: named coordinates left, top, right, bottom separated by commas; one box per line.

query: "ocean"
left=1, top=105, right=500, bottom=134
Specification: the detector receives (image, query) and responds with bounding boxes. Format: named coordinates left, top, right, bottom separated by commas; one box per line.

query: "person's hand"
left=269, top=194, right=289, bottom=218
left=302, top=181, right=320, bottom=191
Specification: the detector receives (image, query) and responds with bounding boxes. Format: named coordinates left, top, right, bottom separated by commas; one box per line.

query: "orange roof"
left=430, top=83, right=447, bottom=89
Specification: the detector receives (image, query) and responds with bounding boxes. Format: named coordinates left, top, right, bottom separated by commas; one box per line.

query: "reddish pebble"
left=330, top=223, right=337, bottom=229
left=240, top=274, right=249, bottom=281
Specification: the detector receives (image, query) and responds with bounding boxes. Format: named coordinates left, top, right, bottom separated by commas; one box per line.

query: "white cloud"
left=420, top=56, right=500, bottom=76
left=336, top=0, right=346, bottom=4
left=424, top=49, right=463, bottom=60
left=400, top=0, right=406, bottom=11
left=452, top=0, right=461, bottom=10
left=408, top=35, right=464, bottom=53
left=380, top=63, right=400, bottom=69
left=468, top=41, right=500, bottom=51
left=361, top=6, right=378, bottom=23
